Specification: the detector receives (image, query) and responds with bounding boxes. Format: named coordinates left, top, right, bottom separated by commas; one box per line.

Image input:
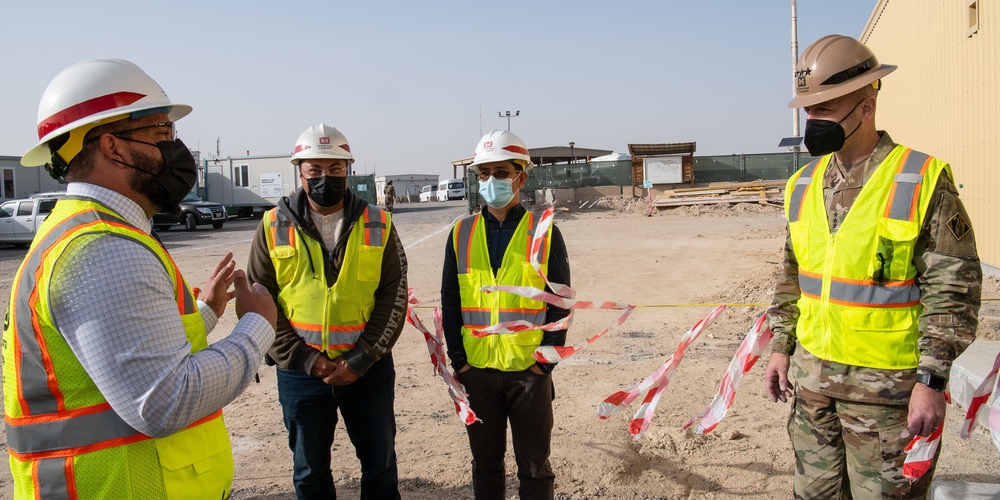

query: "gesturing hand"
left=234, top=269, right=277, bottom=331
left=201, top=252, right=237, bottom=318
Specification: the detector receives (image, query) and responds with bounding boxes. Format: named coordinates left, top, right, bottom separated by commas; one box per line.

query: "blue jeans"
left=276, top=354, right=399, bottom=500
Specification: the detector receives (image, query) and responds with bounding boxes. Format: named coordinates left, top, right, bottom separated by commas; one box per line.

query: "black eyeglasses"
left=873, top=252, right=888, bottom=284
left=476, top=169, right=520, bottom=180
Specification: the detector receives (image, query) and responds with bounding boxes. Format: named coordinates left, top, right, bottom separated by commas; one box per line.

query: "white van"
left=419, top=184, right=438, bottom=202
left=436, top=179, right=466, bottom=201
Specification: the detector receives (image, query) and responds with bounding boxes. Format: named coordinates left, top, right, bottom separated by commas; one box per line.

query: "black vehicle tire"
left=211, top=221, right=224, bottom=230
left=184, top=213, right=198, bottom=231
left=154, top=225, right=171, bottom=232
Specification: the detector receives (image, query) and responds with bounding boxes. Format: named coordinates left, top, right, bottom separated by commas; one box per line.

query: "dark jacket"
left=441, top=204, right=571, bottom=373
left=247, top=187, right=408, bottom=377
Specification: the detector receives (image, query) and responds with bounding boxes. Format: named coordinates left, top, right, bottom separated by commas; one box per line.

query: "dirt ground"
left=1, top=199, right=998, bottom=499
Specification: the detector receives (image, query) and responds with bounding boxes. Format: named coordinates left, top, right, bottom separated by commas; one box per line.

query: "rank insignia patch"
left=948, top=213, right=971, bottom=241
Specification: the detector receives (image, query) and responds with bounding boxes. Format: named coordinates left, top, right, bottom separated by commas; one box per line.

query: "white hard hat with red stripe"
left=22, top=58, right=191, bottom=167
left=470, top=129, right=534, bottom=170
left=290, top=123, right=354, bottom=165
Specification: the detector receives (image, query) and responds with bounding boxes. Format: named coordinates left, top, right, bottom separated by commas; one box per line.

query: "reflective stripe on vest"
left=786, top=160, right=819, bottom=223
left=886, top=149, right=931, bottom=222
left=797, top=270, right=921, bottom=307
left=264, top=204, right=388, bottom=358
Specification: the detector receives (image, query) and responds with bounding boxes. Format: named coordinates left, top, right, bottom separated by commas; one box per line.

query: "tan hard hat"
left=789, top=35, right=896, bottom=108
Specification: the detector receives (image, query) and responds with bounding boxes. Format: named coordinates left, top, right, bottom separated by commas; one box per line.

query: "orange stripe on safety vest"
left=9, top=409, right=223, bottom=462
left=363, top=208, right=371, bottom=246
left=6, top=402, right=114, bottom=426
left=288, top=320, right=365, bottom=332
left=65, top=456, right=79, bottom=500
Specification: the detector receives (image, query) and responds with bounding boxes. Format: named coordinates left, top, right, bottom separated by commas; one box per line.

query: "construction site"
left=1, top=199, right=995, bottom=499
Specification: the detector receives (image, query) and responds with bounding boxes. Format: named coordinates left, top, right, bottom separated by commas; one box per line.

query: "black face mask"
left=305, top=175, right=347, bottom=207
left=114, top=138, right=198, bottom=209
left=803, top=99, right=865, bottom=156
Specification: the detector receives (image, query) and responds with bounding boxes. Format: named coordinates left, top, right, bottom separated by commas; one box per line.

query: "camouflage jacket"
left=767, top=132, right=982, bottom=404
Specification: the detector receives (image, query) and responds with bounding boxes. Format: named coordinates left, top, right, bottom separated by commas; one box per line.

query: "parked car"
left=0, top=196, right=61, bottom=247
left=419, top=184, right=438, bottom=202
left=152, top=192, right=227, bottom=231
left=436, top=179, right=466, bottom=201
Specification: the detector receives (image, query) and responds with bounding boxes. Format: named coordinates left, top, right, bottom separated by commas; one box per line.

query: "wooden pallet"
left=653, top=180, right=785, bottom=208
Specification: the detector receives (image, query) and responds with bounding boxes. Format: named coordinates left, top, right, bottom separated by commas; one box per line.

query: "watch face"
left=918, top=374, right=947, bottom=391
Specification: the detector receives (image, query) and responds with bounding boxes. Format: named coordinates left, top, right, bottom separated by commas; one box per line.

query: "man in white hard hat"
left=3, top=58, right=277, bottom=498
left=764, top=35, right=981, bottom=498
left=247, top=123, right=408, bottom=500
left=441, top=130, right=571, bottom=499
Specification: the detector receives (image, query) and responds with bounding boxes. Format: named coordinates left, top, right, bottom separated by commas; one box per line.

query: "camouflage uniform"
left=768, top=132, right=981, bottom=499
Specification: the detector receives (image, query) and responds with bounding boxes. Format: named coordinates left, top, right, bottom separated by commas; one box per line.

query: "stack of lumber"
left=652, top=180, right=786, bottom=208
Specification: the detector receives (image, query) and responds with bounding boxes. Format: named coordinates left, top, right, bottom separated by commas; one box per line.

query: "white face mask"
left=479, top=174, right=518, bottom=209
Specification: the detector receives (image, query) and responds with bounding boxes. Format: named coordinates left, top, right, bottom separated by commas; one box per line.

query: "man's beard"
left=128, top=149, right=178, bottom=214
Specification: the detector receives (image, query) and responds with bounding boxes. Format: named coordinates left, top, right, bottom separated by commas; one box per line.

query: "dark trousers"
left=457, top=366, right=555, bottom=500
left=276, top=354, right=400, bottom=500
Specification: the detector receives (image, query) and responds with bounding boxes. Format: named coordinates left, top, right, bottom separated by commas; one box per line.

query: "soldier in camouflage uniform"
left=764, top=35, right=981, bottom=499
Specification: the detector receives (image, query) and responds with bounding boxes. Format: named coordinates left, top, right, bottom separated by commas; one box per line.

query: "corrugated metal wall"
left=862, top=0, right=1000, bottom=267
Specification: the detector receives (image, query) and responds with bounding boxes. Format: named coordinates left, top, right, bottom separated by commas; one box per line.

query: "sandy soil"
left=1, top=200, right=998, bottom=499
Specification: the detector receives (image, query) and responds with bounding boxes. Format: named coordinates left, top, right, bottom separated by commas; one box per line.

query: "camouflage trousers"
left=788, top=387, right=936, bottom=499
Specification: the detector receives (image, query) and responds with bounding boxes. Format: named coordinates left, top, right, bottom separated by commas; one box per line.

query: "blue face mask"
left=479, top=173, right=519, bottom=209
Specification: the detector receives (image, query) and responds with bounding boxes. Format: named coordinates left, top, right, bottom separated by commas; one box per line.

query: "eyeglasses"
left=476, top=169, right=520, bottom=180
left=301, top=164, right=350, bottom=178
left=113, top=122, right=175, bottom=139
left=85, top=122, right=175, bottom=143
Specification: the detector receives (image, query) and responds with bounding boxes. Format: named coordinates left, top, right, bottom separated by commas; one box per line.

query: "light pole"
left=568, top=141, right=575, bottom=163
left=498, top=110, right=520, bottom=130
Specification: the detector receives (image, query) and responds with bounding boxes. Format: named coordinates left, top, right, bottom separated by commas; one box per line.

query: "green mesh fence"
left=465, top=152, right=818, bottom=211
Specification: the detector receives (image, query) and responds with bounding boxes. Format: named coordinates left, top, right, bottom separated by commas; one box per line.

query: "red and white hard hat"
left=470, top=130, right=534, bottom=170
left=22, top=58, right=191, bottom=167
left=290, top=123, right=354, bottom=165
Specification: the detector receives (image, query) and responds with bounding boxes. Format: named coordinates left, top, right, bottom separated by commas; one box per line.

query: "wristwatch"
left=916, top=373, right=948, bottom=392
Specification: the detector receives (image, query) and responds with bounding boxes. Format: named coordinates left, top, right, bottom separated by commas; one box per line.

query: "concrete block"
left=931, top=480, right=1000, bottom=499
left=949, top=341, right=1000, bottom=440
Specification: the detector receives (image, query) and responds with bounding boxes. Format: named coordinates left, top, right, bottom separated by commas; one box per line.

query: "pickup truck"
left=0, top=197, right=60, bottom=247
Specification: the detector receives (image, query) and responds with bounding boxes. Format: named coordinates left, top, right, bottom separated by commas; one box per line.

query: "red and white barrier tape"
left=903, top=423, right=944, bottom=483
left=471, top=206, right=637, bottom=364
left=406, top=289, right=479, bottom=425
left=597, top=305, right=726, bottom=440
left=684, top=313, right=772, bottom=434
left=960, top=350, right=1000, bottom=442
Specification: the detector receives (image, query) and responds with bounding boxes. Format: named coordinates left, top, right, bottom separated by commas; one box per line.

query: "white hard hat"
left=290, top=123, right=354, bottom=165
left=22, top=58, right=191, bottom=167
left=470, top=130, right=534, bottom=170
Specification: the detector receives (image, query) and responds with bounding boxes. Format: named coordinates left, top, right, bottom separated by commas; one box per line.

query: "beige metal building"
left=861, top=0, right=999, bottom=269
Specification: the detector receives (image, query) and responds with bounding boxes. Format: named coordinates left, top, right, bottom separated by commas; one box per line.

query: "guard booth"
left=627, top=142, right=697, bottom=195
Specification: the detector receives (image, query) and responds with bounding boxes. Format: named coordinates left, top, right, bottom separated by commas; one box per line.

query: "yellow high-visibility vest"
left=2, top=197, right=233, bottom=499
left=784, top=146, right=952, bottom=369
left=263, top=204, right=389, bottom=359
left=454, top=211, right=552, bottom=371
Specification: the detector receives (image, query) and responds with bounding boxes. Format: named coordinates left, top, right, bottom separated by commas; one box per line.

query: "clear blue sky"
left=0, top=1, right=878, bottom=177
